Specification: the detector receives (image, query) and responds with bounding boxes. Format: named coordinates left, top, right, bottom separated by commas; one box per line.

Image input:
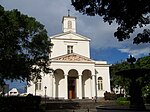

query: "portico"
left=50, top=54, right=96, bottom=99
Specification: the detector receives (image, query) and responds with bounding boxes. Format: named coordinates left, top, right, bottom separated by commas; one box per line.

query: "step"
left=45, top=102, right=103, bottom=110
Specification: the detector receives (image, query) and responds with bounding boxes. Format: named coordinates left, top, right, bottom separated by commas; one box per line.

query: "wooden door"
left=68, top=77, right=76, bottom=99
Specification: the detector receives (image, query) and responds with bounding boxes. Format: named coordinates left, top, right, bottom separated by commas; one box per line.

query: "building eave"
left=51, top=60, right=95, bottom=64
left=95, top=63, right=111, bottom=67
left=49, top=31, right=91, bottom=41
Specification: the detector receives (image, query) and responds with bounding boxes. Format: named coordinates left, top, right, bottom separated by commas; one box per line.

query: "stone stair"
left=44, top=98, right=116, bottom=112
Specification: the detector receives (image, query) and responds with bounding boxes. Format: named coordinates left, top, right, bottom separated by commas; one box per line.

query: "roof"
left=50, top=31, right=91, bottom=41
left=62, top=16, right=77, bottom=23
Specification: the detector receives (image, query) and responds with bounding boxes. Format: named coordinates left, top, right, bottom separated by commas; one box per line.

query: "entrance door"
left=68, top=77, right=76, bottom=99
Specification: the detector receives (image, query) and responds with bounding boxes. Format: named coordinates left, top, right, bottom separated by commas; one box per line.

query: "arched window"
left=35, top=79, right=42, bottom=90
left=98, top=77, right=103, bottom=90
left=68, top=20, right=72, bottom=29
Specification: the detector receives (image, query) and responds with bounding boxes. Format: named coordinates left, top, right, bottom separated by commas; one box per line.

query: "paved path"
left=46, top=109, right=96, bottom=112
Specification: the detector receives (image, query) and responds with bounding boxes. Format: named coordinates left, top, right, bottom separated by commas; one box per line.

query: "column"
left=44, top=74, right=49, bottom=97
left=49, top=72, right=53, bottom=98
left=78, top=75, right=82, bottom=99
left=92, top=75, right=96, bottom=97
left=64, top=74, right=68, bottom=99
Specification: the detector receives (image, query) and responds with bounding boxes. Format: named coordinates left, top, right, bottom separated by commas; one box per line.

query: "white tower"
left=62, top=16, right=76, bottom=33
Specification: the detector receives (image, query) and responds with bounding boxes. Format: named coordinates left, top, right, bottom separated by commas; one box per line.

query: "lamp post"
left=127, top=55, right=136, bottom=69
left=127, top=55, right=145, bottom=109
left=44, top=86, right=47, bottom=104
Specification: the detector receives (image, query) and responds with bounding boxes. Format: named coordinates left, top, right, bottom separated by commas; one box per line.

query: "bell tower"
left=62, top=11, right=76, bottom=33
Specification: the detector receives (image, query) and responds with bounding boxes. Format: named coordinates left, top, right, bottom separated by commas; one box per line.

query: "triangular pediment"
left=51, top=53, right=93, bottom=62
left=50, top=32, right=90, bottom=41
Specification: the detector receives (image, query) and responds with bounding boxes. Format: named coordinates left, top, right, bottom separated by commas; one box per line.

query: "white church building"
left=27, top=15, right=111, bottom=99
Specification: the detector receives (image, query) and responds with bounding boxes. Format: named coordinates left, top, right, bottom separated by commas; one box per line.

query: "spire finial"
left=68, top=9, right=70, bottom=16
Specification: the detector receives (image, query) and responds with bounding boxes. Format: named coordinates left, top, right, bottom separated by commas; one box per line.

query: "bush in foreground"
left=116, top=97, right=130, bottom=105
left=0, top=96, right=42, bottom=112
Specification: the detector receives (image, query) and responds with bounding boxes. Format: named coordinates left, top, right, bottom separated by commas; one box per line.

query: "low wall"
left=96, top=106, right=150, bottom=112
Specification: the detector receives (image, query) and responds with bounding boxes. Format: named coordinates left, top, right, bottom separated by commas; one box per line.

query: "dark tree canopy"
left=110, top=61, right=130, bottom=93
left=71, top=0, right=150, bottom=44
left=110, top=55, right=150, bottom=96
left=0, top=5, right=52, bottom=85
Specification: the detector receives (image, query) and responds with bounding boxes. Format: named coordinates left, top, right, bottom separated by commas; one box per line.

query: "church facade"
left=27, top=16, right=111, bottom=99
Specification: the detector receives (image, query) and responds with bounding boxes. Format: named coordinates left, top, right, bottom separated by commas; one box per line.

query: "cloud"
left=119, top=44, right=150, bottom=57
left=1, top=0, right=73, bottom=34
left=0, top=0, right=149, bottom=59
left=120, top=48, right=150, bottom=56
left=117, top=25, right=150, bottom=57
left=76, top=15, right=121, bottom=48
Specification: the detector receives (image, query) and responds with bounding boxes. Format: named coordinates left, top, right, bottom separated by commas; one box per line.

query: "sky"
left=1, top=0, right=150, bottom=89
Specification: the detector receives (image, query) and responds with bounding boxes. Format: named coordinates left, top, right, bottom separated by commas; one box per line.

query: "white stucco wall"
left=27, top=72, right=52, bottom=97
left=82, top=75, right=92, bottom=98
left=27, top=61, right=111, bottom=99
left=51, top=62, right=95, bottom=74
left=95, top=63, right=111, bottom=97
left=51, top=35, right=90, bottom=58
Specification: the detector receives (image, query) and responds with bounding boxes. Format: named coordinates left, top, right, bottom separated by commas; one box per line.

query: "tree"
left=135, top=56, right=150, bottom=98
left=136, top=55, right=150, bottom=69
left=110, top=61, right=130, bottom=94
left=0, top=5, right=52, bottom=86
left=71, top=0, right=150, bottom=44
left=110, top=55, right=150, bottom=97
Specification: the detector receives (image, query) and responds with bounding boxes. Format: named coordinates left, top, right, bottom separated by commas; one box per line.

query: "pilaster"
left=92, top=75, right=96, bottom=97
left=64, top=74, right=68, bottom=99
left=78, top=75, right=82, bottom=99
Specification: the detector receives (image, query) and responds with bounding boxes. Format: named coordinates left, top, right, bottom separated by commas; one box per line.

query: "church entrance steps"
left=44, top=101, right=98, bottom=110
left=42, top=99, right=95, bottom=103
left=43, top=99, right=116, bottom=111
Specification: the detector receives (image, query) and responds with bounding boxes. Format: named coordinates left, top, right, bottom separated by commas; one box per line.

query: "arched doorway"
left=82, top=70, right=92, bottom=98
left=54, top=69, right=64, bottom=98
left=68, top=69, right=78, bottom=99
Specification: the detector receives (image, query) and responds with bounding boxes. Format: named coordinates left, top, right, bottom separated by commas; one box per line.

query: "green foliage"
left=110, top=55, right=150, bottom=98
left=110, top=61, right=130, bottom=94
left=0, top=5, right=52, bottom=84
left=135, top=56, right=150, bottom=98
left=116, top=97, right=130, bottom=105
left=72, top=0, right=150, bottom=44
left=136, top=56, right=150, bottom=69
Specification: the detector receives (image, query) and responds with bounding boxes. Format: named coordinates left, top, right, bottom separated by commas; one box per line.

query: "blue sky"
left=1, top=0, right=149, bottom=90
left=91, top=48, right=129, bottom=64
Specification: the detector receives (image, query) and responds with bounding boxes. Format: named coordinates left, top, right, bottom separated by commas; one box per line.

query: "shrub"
left=116, top=97, right=130, bottom=105
left=144, top=94, right=150, bottom=104
left=104, top=92, right=117, bottom=100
